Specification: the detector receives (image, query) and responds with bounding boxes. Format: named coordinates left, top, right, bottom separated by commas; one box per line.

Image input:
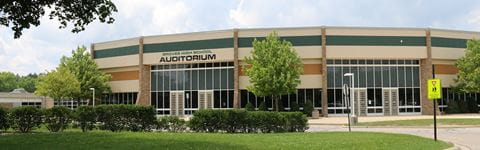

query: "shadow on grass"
left=0, top=131, right=247, bottom=150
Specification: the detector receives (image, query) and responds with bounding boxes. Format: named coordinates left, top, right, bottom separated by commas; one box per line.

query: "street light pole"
left=90, top=88, right=95, bottom=107
left=344, top=73, right=356, bottom=125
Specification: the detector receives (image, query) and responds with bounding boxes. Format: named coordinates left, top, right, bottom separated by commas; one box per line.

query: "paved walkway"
left=309, top=114, right=480, bottom=125
left=308, top=125, right=478, bottom=150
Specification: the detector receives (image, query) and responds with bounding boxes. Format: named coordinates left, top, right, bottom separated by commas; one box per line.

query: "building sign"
left=159, top=50, right=216, bottom=63
left=427, top=78, right=442, bottom=100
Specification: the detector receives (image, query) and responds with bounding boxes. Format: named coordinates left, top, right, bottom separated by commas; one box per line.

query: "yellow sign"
left=428, top=79, right=442, bottom=99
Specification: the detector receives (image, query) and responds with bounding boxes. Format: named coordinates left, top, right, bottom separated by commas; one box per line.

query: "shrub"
left=75, top=106, right=96, bottom=132
left=132, top=106, right=156, bottom=132
left=44, top=106, right=72, bottom=132
left=190, top=109, right=307, bottom=133
left=224, top=109, right=248, bottom=133
left=281, top=112, right=308, bottom=132
left=258, top=101, right=268, bottom=111
left=189, top=109, right=226, bottom=132
left=95, top=105, right=124, bottom=132
left=245, top=102, right=255, bottom=111
left=303, top=100, right=314, bottom=116
left=95, top=105, right=156, bottom=132
left=466, top=99, right=479, bottom=113
left=157, top=116, right=186, bottom=132
left=0, top=107, right=9, bottom=132
left=291, top=102, right=300, bottom=112
left=9, top=106, right=43, bottom=133
left=249, top=111, right=286, bottom=133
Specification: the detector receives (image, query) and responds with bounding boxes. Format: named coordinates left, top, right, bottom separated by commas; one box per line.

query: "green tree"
left=35, top=67, right=80, bottom=100
left=244, top=32, right=303, bottom=111
left=456, top=39, right=480, bottom=93
left=0, top=72, right=17, bottom=92
left=18, top=73, right=39, bottom=93
left=1, top=0, right=117, bottom=38
left=59, top=46, right=111, bottom=105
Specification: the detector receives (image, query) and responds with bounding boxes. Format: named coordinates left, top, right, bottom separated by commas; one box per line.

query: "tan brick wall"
left=434, top=64, right=458, bottom=75
left=0, top=103, right=13, bottom=109
left=108, top=71, right=140, bottom=81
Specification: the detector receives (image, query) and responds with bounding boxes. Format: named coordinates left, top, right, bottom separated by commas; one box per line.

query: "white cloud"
left=1, top=0, right=480, bottom=75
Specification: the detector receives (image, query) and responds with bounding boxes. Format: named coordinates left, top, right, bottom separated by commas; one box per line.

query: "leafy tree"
left=35, top=67, right=80, bottom=100
left=244, top=32, right=303, bottom=111
left=0, top=72, right=17, bottom=92
left=456, top=39, right=480, bottom=93
left=1, top=0, right=117, bottom=38
left=59, top=46, right=111, bottom=105
left=18, top=73, right=39, bottom=93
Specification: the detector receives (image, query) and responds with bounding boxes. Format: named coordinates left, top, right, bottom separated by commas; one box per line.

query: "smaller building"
left=0, top=88, right=53, bottom=109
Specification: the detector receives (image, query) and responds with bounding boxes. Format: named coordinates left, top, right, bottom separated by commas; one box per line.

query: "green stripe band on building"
left=238, top=35, right=322, bottom=47
left=144, top=38, right=234, bottom=53
left=326, top=35, right=427, bottom=46
left=94, top=45, right=139, bottom=58
left=431, top=37, right=468, bottom=48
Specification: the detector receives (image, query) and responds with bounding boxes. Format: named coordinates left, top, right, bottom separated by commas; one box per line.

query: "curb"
left=445, top=142, right=471, bottom=150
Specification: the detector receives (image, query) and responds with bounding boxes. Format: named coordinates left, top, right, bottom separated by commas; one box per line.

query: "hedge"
left=0, top=107, right=9, bottom=132
left=44, top=106, right=72, bottom=132
left=156, top=116, right=187, bottom=132
left=189, top=109, right=308, bottom=133
left=75, top=106, right=96, bottom=132
left=9, top=106, right=43, bottom=133
left=95, top=105, right=156, bottom=132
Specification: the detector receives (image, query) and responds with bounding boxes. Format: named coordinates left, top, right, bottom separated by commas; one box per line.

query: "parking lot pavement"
left=308, top=125, right=479, bottom=150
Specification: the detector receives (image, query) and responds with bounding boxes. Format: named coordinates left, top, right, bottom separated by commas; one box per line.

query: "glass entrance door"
left=170, top=91, right=184, bottom=116
left=366, top=88, right=383, bottom=115
left=382, top=88, right=399, bottom=116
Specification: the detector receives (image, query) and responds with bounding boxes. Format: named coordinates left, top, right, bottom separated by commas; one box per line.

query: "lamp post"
left=344, top=73, right=355, bottom=119
left=89, top=88, right=95, bottom=107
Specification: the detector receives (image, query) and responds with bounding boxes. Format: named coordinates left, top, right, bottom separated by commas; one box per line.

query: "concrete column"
left=90, top=44, right=95, bottom=59
left=137, top=37, right=151, bottom=106
left=233, top=29, right=240, bottom=108
left=42, top=97, right=54, bottom=109
left=321, top=27, right=329, bottom=117
left=421, top=29, right=439, bottom=115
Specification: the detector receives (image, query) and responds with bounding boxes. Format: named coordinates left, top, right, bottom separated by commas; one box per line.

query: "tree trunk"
left=274, top=95, right=279, bottom=112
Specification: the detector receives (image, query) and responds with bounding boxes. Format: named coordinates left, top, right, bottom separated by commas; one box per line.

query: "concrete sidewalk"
left=309, top=114, right=480, bottom=125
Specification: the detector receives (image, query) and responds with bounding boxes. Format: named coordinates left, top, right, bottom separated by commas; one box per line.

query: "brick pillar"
left=233, top=29, right=240, bottom=108
left=421, top=29, right=439, bottom=115
left=137, top=37, right=151, bottom=106
left=321, top=27, right=329, bottom=117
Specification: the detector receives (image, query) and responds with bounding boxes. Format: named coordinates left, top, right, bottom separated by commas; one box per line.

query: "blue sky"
left=1, top=0, right=480, bottom=75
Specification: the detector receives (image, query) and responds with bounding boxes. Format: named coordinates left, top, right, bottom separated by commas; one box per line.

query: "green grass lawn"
left=0, top=129, right=451, bottom=150
left=356, top=118, right=480, bottom=127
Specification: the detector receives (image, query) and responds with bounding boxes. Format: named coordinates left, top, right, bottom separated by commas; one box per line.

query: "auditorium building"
left=91, top=26, right=480, bottom=116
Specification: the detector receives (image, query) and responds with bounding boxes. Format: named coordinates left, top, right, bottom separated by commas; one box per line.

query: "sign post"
left=343, top=84, right=351, bottom=132
left=428, top=78, right=442, bottom=141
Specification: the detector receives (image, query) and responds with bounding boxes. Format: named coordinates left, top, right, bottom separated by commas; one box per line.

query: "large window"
left=327, top=59, right=421, bottom=115
left=240, top=88, right=322, bottom=111
left=151, top=62, right=234, bottom=114
left=101, top=92, right=138, bottom=105
left=439, top=88, right=480, bottom=112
